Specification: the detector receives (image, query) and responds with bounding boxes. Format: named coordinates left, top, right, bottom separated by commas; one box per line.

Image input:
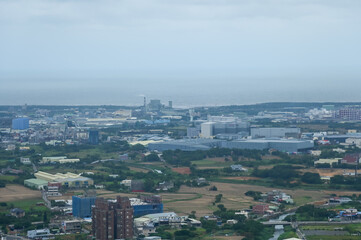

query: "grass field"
left=302, top=223, right=361, bottom=233
left=0, top=175, right=18, bottom=181
left=307, top=236, right=360, bottom=240
left=191, top=158, right=232, bottom=168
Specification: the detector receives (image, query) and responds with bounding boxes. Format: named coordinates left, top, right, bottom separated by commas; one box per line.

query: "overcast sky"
left=1, top=0, right=361, bottom=106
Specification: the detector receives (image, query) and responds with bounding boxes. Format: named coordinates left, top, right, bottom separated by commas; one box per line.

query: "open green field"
left=191, top=158, right=232, bottom=168
left=302, top=223, right=361, bottom=232
left=0, top=175, right=18, bottom=181
left=307, top=236, right=360, bottom=240
left=0, top=198, right=46, bottom=213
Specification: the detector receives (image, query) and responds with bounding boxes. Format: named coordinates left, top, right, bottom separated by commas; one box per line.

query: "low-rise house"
left=184, top=218, right=202, bottom=227
left=230, top=165, right=247, bottom=171
left=235, top=209, right=251, bottom=219
left=226, top=219, right=238, bottom=225
left=341, top=153, right=361, bottom=165
left=314, top=158, right=341, bottom=167
left=119, top=153, right=129, bottom=161
left=328, top=197, right=352, bottom=205
left=266, top=190, right=294, bottom=204
left=10, top=208, right=25, bottom=218
left=62, top=220, right=82, bottom=233
left=196, top=178, right=207, bottom=186
left=252, top=204, right=269, bottom=215
left=309, top=150, right=322, bottom=156
left=20, top=157, right=31, bottom=165
left=158, top=181, right=174, bottom=191
left=121, top=179, right=132, bottom=187
left=46, top=186, right=61, bottom=196
left=27, top=229, right=52, bottom=239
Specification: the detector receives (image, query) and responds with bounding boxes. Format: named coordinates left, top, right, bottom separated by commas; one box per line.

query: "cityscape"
left=1, top=1, right=361, bottom=240
left=2, top=102, right=361, bottom=240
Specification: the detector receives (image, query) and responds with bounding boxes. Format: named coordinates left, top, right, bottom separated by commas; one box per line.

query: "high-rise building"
left=72, top=195, right=96, bottom=218
left=92, top=196, right=134, bottom=240
left=12, top=117, right=29, bottom=130
left=89, top=130, right=99, bottom=145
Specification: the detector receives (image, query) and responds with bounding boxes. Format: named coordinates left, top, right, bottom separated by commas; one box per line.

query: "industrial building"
left=72, top=195, right=96, bottom=218
left=148, top=138, right=313, bottom=153
left=221, top=139, right=314, bottom=153
left=92, top=196, right=134, bottom=240
left=41, top=156, right=80, bottom=164
left=24, top=178, right=48, bottom=189
left=200, top=119, right=249, bottom=138
left=12, top=117, right=29, bottom=130
left=131, top=195, right=163, bottom=217
left=34, top=171, right=94, bottom=187
left=250, top=128, right=301, bottom=138
left=148, top=139, right=222, bottom=152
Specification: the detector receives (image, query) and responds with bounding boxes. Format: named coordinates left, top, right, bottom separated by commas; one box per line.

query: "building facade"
left=92, top=196, right=134, bottom=240
left=89, top=130, right=99, bottom=145
left=72, top=195, right=96, bottom=218
left=12, top=117, right=29, bottom=130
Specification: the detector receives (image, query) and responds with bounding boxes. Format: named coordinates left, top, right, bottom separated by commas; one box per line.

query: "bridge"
left=262, top=221, right=291, bottom=225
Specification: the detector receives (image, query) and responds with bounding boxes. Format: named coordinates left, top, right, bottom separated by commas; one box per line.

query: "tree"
left=215, top=194, right=223, bottom=203
left=301, top=172, right=322, bottom=184
left=144, top=153, right=160, bottom=162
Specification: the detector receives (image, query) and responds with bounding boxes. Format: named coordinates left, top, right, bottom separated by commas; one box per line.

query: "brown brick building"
left=92, top=196, right=134, bottom=240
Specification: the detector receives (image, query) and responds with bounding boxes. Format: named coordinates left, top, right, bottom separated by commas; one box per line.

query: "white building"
left=201, top=122, right=215, bottom=138
left=20, top=157, right=31, bottom=165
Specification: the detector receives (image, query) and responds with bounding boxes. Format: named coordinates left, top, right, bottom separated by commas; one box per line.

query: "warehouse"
left=148, top=138, right=313, bottom=153
left=34, top=171, right=93, bottom=187
left=148, top=139, right=221, bottom=152
left=221, top=139, right=314, bottom=153
left=24, top=178, right=48, bottom=189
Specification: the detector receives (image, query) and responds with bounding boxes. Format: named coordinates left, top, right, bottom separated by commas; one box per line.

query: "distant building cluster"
left=148, top=138, right=314, bottom=153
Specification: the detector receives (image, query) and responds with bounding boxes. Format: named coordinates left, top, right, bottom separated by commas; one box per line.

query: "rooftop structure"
left=92, top=196, right=134, bottom=240
left=34, top=171, right=93, bottom=187
left=148, top=139, right=221, bottom=152
left=251, top=127, right=301, bottom=139
left=148, top=138, right=313, bottom=153
left=27, top=229, right=52, bottom=239
left=24, top=178, right=48, bottom=189
left=130, top=196, right=163, bottom=217
left=41, top=156, right=80, bottom=164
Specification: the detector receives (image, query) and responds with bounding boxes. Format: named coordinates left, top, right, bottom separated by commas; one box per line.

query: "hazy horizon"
left=1, top=0, right=361, bottom=106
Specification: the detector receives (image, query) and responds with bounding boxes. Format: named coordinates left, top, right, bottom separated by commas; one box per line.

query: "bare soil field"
left=171, top=167, right=191, bottom=175
left=299, top=168, right=345, bottom=177
left=222, top=176, right=261, bottom=180
left=128, top=166, right=149, bottom=173
left=0, top=184, right=41, bottom=202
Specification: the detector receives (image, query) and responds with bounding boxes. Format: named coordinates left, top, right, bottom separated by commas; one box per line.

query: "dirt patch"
left=172, top=167, right=191, bottom=175
left=0, top=184, right=41, bottom=202
left=299, top=168, right=345, bottom=177
left=222, top=176, right=261, bottom=181
left=129, top=167, right=149, bottom=173
left=198, top=166, right=225, bottom=169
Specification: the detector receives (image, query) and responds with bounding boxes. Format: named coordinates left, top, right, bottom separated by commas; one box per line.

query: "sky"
left=0, top=0, right=361, bottom=106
